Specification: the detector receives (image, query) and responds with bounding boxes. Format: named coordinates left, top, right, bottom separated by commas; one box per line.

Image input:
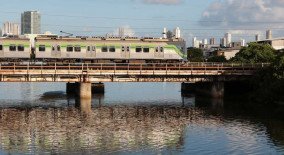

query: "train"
left=0, top=35, right=186, bottom=63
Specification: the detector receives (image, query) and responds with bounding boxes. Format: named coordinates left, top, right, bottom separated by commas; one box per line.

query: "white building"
left=203, top=39, right=208, bottom=45
left=220, top=37, right=227, bottom=47
left=162, top=28, right=167, bottom=39
left=266, top=30, right=272, bottom=40
left=255, top=34, right=260, bottom=41
left=225, top=33, right=232, bottom=46
left=241, top=39, right=246, bottom=47
left=174, top=27, right=181, bottom=39
left=118, top=27, right=125, bottom=37
left=2, top=22, right=20, bottom=35
left=192, top=37, right=201, bottom=48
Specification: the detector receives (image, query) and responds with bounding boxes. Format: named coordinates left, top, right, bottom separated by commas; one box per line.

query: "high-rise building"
left=2, top=22, right=20, bottom=35
left=209, top=38, right=216, bottom=45
left=266, top=30, right=272, bottom=40
left=174, top=27, right=181, bottom=39
left=21, top=11, right=41, bottom=34
left=192, top=37, right=201, bottom=48
left=255, top=34, right=260, bottom=41
left=162, top=28, right=167, bottom=39
left=241, top=39, right=246, bottom=47
left=225, top=33, right=232, bottom=46
left=203, top=39, right=208, bottom=45
left=220, top=37, right=227, bottom=47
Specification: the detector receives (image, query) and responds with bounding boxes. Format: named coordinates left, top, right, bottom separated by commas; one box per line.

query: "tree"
left=207, top=55, right=227, bottom=62
left=187, top=47, right=204, bottom=62
left=231, top=42, right=276, bottom=63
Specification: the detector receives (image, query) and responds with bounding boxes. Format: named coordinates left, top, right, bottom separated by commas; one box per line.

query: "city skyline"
left=0, top=0, right=284, bottom=45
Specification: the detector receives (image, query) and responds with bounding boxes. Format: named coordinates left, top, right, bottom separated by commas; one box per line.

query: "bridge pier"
left=67, top=82, right=104, bottom=97
left=92, top=82, right=105, bottom=94
left=181, top=82, right=224, bottom=98
left=66, top=82, right=92, bottom=99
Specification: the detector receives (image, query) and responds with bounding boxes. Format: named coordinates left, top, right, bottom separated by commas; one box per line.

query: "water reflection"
left=0, top=83, right=283, bottom=154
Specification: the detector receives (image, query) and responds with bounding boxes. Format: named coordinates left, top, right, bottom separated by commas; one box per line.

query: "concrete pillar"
left=79, top=82, right=92, bottom=99
left=66, top=82, right=92, bottom=99
left=75, top=97, right=92, bottom=116
left=92, top=82, right=105, bottom=94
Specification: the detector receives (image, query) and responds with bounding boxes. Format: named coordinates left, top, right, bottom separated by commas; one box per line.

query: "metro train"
left=0, top=36, right=186, bottom=63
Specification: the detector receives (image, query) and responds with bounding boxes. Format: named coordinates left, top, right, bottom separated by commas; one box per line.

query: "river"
left=0, top=82, right=283, bottom=154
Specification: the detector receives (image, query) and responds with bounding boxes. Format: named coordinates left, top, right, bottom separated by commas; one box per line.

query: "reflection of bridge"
left=0, top=62, right=268, bottom=82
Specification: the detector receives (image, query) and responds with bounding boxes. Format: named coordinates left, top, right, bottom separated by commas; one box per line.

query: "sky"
left=0, top=0, right=284, bottom=46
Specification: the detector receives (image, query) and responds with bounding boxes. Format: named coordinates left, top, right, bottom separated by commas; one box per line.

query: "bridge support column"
left=66, top=82, right=92, bottom=99
left=92, top=82, right=105, bottom=94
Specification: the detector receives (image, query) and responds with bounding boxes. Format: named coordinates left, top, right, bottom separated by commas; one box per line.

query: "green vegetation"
left=187, top=47, right=204, bottom=62
left=231, top=42, right=276, bottom=63
left=207, top=55, right=227, bottom=62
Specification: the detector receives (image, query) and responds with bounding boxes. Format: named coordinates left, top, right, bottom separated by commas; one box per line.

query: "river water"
left=0, top=82, right=283, bottom=154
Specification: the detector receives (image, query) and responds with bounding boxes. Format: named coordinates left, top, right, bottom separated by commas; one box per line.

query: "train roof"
left=35, top=36, right=185, bottom=43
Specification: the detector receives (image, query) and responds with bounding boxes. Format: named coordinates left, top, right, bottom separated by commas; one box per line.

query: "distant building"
left=258, top=38, right=284, bottom=51
left=266, top=30, right=272, bottom=40
left=21, top=11, right=41, bottom=34
left=209, top=38, right=216, bottom=45
left=225, top=33, right=232, bottom=46
left=220, top=37, right=227, bottom=47
left=192, top=37, right=201, bottom=48
left=2, top=22, right=20, bottom=35
left=162, top=28, right=167, bottom=39
left=174, top=27, right=181, bottom=39
left=0, top=29, right=2, bottom=36
left=216, top=49, right=239, bottom=60
left=203, top=39, right=208, bottom=45
left=255, top=34, right=260, bottom=41
left=240, top=39, right=246, bottom=47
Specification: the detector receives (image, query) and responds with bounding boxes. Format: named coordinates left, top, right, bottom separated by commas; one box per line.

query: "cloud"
left=142, top=0, right=182, bottom=5
left=200, top=0, right=284, bottom=28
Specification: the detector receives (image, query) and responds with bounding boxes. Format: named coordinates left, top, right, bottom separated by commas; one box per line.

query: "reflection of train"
left=0, top=36, right=186, bottom=63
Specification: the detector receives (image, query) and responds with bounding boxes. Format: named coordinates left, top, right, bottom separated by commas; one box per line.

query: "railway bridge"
left=0, top=62, right=268, bottom=99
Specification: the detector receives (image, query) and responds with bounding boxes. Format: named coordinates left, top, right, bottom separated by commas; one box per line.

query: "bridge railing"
left=0, top=62, right=269, bottom=71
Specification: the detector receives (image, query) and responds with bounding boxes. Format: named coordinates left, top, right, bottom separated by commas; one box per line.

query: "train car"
left=0, top=37, right=31, bottom=61
left=34, top=36, right=185, bottom=63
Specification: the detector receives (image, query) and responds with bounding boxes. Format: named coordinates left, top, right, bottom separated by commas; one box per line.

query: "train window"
left=126, top=46, right=130, bottom=52
left=9, top=45, right=16, bottom=51
left=57, top=45, right=61, bottom=51
left=0, top=45, right=2, bottom=51
left=74, top=45, right=81, bottom=52
left=155, top=47, right=159, bottom=52
left=39, top=45, right=45, bottom=52
left=87, top=46, right=91, bottom=52
left=17, top=45, right=25, bottom=51
left=92, top=46, right=96, bottom=52
left=122, top=46, right=125, bottom=52
left=109, top=46, right=115, bottom=52
left=67, top=45, right=73, bottom=52
left=136, top=47, right=142, bottom=53
left=143, top=47, right=150, bottom=53
left=160, top=47, right=164, bottom=52
left=102, top=46, right=108, bottom=52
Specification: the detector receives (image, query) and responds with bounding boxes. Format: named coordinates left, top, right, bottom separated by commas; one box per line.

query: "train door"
left=121, top=46, right=130, bottom=59
left=51, top=44, right=61, bottom=58
left=86, top=45, right=96, bottom=58
left=154, top=47, right=164, bottom=59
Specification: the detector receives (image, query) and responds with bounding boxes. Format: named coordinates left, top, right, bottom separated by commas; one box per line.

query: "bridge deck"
left=0, top=62, right=268, bottom=82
